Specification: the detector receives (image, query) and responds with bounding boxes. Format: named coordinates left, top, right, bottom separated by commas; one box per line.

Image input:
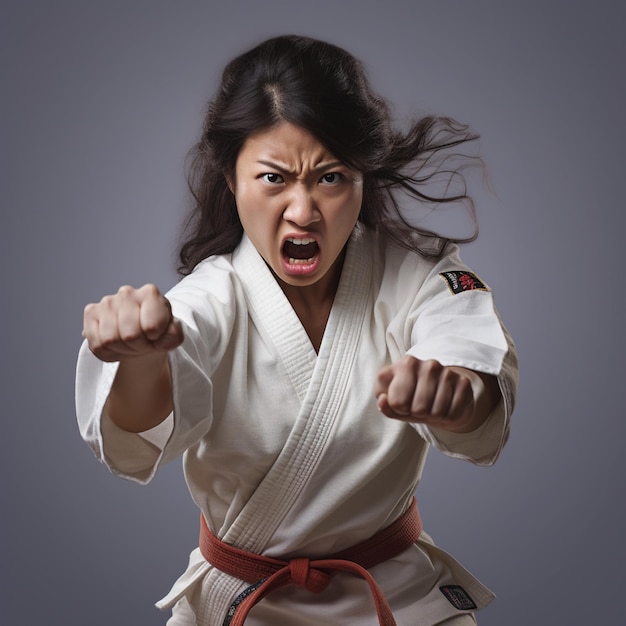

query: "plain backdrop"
left=2, top=1, right=625, bottom=624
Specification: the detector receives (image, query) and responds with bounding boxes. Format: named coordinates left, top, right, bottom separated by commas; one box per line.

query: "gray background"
left=2, top=1, right=624, bottom=624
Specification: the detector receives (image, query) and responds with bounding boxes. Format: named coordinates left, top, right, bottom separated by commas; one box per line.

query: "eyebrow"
left=257, top=160, right=344, bottom=175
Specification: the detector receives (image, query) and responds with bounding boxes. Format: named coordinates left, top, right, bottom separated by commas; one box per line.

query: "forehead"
left=238, top=121, right=334, bottom=165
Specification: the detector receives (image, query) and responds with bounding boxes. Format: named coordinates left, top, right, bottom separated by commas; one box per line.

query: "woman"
left=77, top=35, right=518, bottom=625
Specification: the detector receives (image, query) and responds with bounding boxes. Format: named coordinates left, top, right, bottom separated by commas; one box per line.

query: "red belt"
left=199, top=498, right=422, bottom=626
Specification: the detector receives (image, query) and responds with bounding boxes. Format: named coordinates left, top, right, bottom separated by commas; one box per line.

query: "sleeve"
left=75, top=259, right=240, bottom=483
left=405, top=245, right=519, bottom=465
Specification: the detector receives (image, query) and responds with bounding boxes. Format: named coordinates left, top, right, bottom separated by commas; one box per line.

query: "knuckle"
left=459, top=375, right=473, bottom=390
left=140, top=283, right=160, bottom=297
left=117, top=284, right=135, bottom=297
left=375, top=367, right=389, bottom=384
left=420, top=359, right=441, bottom=375
left=83, top=302, right=97, bottom=319
left=100, top=294, right=115, bottom=308
left=455, top=376, right=473, bottom=397
left=400, top=355, right=418, bottom=371
left=440, top=369, right=457, bottom=387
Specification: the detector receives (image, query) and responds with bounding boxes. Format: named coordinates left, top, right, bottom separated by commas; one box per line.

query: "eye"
left=320, top=172, right=343, bottom=185
left=260, top=173, right=284, bottom=184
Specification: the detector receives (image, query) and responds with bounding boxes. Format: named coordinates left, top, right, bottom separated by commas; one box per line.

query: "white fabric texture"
left=76, top=224, right=518, bottom=625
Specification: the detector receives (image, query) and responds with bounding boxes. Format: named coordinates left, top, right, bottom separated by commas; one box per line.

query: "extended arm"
left=82, top=284, right=184, bottom=433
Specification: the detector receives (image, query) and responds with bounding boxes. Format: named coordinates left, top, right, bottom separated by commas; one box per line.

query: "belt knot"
left=288, top=558, right=331, bottom=593
left=199, top=497, right=422, bottom=626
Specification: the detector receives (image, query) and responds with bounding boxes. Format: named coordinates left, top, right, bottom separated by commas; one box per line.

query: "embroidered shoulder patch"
left=439, top=271, right=488, bottom=295
left=439, top=585, right=477, bottom=611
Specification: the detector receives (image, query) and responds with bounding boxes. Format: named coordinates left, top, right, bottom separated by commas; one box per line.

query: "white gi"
left=76, top=223, right=518, bottom=626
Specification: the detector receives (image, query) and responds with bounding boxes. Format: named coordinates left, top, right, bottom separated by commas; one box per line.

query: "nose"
left=282, top=186, right=320, bottom=227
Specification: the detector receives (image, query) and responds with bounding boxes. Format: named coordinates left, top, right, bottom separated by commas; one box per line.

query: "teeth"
left=286, top=237, right=315, bottom=245
left=289, top=257, right=316, bottom=264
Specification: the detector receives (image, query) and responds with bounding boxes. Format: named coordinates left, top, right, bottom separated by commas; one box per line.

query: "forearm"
left=105, top=352, right=173, bottom=433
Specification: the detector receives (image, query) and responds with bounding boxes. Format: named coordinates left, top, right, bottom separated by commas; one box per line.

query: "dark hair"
left=179, top=35, right=480, bottom=274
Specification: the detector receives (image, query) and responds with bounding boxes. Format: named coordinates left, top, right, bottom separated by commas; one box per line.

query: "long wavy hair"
left=179, top=35, right=481, bottom=274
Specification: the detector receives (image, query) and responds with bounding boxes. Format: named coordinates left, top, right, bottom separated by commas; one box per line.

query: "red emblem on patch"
left=439, top=271, right=488, bottom=295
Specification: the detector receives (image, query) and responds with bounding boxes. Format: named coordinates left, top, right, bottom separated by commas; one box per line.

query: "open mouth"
left=282, top=237, right=320, bottom=266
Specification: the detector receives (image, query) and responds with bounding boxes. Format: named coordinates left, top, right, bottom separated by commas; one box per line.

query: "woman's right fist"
left=83, top=284, right=184, bottom=362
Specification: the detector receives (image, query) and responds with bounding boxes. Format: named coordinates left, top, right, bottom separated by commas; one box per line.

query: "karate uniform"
left=76, top=223, right=517, bottom=625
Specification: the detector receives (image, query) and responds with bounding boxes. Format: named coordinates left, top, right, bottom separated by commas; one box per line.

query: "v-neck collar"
left=222, top=223, right=374, bottom=556
left=232, top=224, right=372, bottom=402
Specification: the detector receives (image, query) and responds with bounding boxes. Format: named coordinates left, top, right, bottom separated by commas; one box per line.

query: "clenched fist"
left=83, top=284, right=184, bottom=363
left=375, top=356, right=499, bottom=433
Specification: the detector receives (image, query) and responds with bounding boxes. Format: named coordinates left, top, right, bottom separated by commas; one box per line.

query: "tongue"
left=283, top=241, right=318, bottom=260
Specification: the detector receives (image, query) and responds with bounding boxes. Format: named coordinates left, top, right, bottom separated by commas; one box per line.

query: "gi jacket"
left=76, top=224, right=518, bottom=625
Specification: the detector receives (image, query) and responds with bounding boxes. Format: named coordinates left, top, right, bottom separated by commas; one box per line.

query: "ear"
left=225, top=175, right=235, bottom=194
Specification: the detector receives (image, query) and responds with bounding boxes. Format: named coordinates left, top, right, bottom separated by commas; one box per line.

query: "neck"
left=276, top=251, right=345, bottom=352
